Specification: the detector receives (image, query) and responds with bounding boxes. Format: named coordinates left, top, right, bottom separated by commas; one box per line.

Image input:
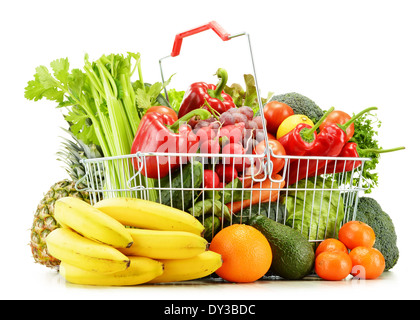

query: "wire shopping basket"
left=76, top=21, right=371, bottom=242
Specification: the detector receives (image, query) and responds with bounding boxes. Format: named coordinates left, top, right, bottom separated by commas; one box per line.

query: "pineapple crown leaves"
left=57, top=128, right=103, bottom=183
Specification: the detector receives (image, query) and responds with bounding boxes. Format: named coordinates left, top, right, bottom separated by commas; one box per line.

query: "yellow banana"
left=94, top=197, right=205, bottom=236
left=119, top=228, right=209, bottom=259
left=46, top=228, right=130, bottom=274
left=149, top=251, right=223, bottom=283
left=60, top=256, right=163, bottom=286
left=54, top=197, right=133, bottom=248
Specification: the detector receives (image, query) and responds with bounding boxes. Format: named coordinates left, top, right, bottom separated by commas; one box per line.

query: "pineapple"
left=30, top=180, right=90, bottom=268
left=30, top=130, right=102, bottom=269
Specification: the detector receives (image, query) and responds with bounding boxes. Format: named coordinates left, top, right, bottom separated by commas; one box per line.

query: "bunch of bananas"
left=46, top=197, right=223, bottom=286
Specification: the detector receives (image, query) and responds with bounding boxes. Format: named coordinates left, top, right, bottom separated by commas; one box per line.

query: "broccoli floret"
left=269, top=92, right=324, bottom=123
left=355, top=197, right=399, bottom=271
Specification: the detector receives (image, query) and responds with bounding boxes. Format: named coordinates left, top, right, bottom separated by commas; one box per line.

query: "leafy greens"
left=348, top=111, right=382, bottom=193
left=224, top=74, right=273, bottom=114
left=24, top=52, right=171, bottom=201
left=282, top=178, right=346, bottom=241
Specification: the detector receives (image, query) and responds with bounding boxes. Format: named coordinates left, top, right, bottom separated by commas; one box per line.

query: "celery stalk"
left=24, top=53, right=159, bottom=202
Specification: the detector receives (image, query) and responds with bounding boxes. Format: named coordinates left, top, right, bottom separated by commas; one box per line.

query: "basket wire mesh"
left=77, top=150, right=370, bottom=242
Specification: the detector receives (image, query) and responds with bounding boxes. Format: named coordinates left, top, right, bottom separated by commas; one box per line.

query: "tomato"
left=145, top=106, right=178, bottom=122
left=266, top=132, right=277, bottom=140
left=253, top=139, right=286, bottom=174
left=319, top=110, right=354, bottom=141
left=338, top=221, right=376, bottom=250
left=349, top=247, right=385, bottom=279
left=276, top=114, right=314, bottom=139
left=263, top=101, right=294, bottom=135
left=315, top=238, right=348, bottom=257
left=315, top=251, right=352, bottom=281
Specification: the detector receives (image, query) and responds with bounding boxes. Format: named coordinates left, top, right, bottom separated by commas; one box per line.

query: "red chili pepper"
left=285, top=107, right=378, bottom=186
left=178, top=68, right=236, bottom=118
left=278, top=107, right=334, bottom=159
left=324, top=142, right=362, bottom=173
left=131, top=109, right=212, bottom=179
left=324, top=142, right=405, bottom=174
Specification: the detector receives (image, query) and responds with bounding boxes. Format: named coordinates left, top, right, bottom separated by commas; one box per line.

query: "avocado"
left=249, top=215, right=314, bottom=280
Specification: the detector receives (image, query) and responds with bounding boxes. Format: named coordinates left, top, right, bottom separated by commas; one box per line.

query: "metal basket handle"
left=74, top=173, right=89, bottom=191
left=159, top=21, right=274, bottom=179
left=170, top=21, right=231, bottom=57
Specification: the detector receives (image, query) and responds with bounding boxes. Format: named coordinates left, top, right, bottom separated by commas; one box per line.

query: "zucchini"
left=232, top=202, right=288, bottom=225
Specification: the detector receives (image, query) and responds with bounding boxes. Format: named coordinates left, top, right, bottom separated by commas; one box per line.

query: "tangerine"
left=338, top=221, right=375, bottom=250
left=349, top=246, right=385, bottom=279
left=209, top=224, right=272, bottom=283
left=315, top=238, right=348, bottom=257
left=315, top=251, right=352, bottom=281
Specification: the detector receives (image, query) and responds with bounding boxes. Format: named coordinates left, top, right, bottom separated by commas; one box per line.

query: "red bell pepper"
left=178, top=68, right=236, bottom=118
left=285, top=107, right=378, bottom=186
left=131, top=109, right=212, bottom=179
left=278, top=107, right=334, bottom=159
left=278, top=123, right=316, bottom=157
left=324, top=142, right=405, bottom=174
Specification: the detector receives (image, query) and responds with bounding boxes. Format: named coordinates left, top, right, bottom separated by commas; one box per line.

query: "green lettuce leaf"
left=225, top=74, right=273, bottom=114
left=166, top=88, right=185, bottom=112
left=282, top=178, right=345, bottom=241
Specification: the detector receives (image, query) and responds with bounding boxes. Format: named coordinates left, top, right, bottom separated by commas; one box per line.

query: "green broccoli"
left=269, top=92, right=324, bottom=123
left=354, top=197, right=399, bottom=271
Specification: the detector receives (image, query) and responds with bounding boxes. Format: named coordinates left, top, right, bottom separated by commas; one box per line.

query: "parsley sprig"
left=349, top=111, right=382, bottom=193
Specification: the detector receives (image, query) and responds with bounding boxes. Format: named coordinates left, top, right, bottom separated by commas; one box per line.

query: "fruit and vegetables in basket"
left=25, top=49, right=404, bottom=285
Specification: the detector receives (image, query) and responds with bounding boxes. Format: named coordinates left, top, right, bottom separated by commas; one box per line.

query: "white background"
left=1, top=0, right=419, bottom=300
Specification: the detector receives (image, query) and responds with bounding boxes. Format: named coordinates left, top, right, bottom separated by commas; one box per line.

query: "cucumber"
left=232, top=202, right=288, bottom=225
left=249, top=215, right=314, bottom=280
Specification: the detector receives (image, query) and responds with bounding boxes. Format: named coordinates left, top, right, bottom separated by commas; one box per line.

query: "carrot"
left=226, top=174, right=285, bottom=214
left=240, top=172, right=265, bottom=188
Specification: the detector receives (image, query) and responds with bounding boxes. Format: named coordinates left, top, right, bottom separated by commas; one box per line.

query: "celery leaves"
left=24, top=52, right=167, bottom=201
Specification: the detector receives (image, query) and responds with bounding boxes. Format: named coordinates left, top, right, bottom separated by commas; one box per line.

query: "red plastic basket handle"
left=171, top=21, right=231, bottom=57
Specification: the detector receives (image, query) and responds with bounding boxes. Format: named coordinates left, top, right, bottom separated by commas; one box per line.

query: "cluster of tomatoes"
left=263, top=101, right=355, bottom=141
left=315, top=221, right=385, bottom=281
left=261, top=101, right=356, bottom=180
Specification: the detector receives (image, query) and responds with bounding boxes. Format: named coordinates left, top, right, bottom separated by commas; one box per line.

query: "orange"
left=338, top=221, right=376, bottom=250
left=209, top=224, right=272, bottom=283
left=315, top=238, right=348, bottom=257
left=349, top=247, right=385, bottom=280
left=315, top=251, right=352, bottom=281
